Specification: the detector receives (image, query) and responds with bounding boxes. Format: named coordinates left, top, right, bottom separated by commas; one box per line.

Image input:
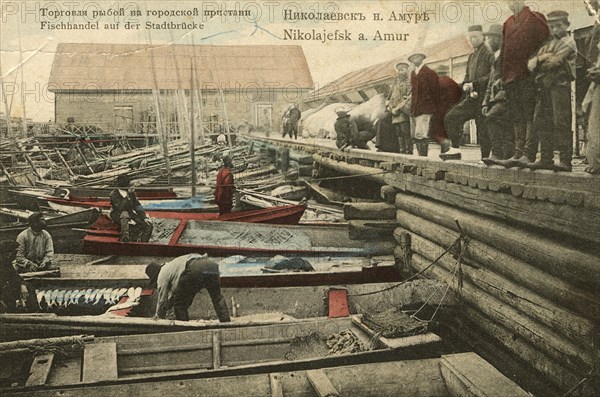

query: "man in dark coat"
left=496, top=1, right=550, bottom=168
left=334, top=109, right=375, bottom=150
left=109, top=175, right=153, bottom=243
left=215, top=155, right=235, bottom=214
left=527, top=11, right=577, bottom=172
left=409, top=53, right=438, bottom=156
left=443, top=25, right=494, bottom=160
left=482, top=24, right=513, bottom=164
left=433, top=65, right=463, bottom=156
left=288, top=103, right=301, bottom=139
left=146, top=254, right=230, bottom=322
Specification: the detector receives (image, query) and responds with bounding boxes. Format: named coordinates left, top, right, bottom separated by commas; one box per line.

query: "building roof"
left=49, top=43, right=314, bottom=91
left=311, top=35, right=472, bottom=100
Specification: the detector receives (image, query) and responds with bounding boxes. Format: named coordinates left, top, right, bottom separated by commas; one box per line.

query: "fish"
left=63, top=290, right=72, bottom=307
left=87, top=290, right=98, bottom=304
left=55, top=290, right=66, bottom=306
left=70, top=290, right=80, bottom=305
left=36, top=290, right=45, bottom=306
left=102, top=289, right=113, bottom=303
left=126, top=287, right=135, bottom=300
left=48, top=290, right=59, bottom=307
left=133, top=287, right=142, bottom=301
left=43, top=290, right=53, bottom=306
left=94, top=288, right=107, bottom=305
left=113, top=288, right=128, bottom=304
left=83, top=289, right=93, bottom=303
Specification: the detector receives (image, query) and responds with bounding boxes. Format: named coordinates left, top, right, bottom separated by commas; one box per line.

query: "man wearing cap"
left=110, top=175, right=153, bottom=243
left=443, top=25, right=494, bottom=160
left=215, top=155, right=235, bottom=214
left=334, top=109, right=352, bottom=150
left=433, top=65, right=463, bottom=152
left=482, top=24, right=513, bottom=163
left=496, top=1, right=549, bottom=168
left=13, top=213, right=53, bottom=273
left=526, top=10, right=577, bottom=172
left=386, top=62, right=413, bottom=154
left=146, top=254, right=230, bottom=322
left=409, top=53, right=438, bottom=156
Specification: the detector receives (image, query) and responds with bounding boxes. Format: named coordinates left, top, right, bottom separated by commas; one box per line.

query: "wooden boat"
left=0, top=279, right=448, bottom=341
left=82, top=215, right=393, bottom=257
left=0, top=208, right=100, bottom=253
left=30, top=253, right=402, bottom=288
left=1, top=352, right=529, bottom=397
left=46, top=195, right=214, bottom=214
left=0, top=315, right=454, bottom=395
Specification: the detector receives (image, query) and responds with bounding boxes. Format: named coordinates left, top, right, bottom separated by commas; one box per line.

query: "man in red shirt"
left=409, top=53, right=439, bottom=156
left=215, top=155, right=234, bottom=215
left=496, top=1, right=550, bottom=168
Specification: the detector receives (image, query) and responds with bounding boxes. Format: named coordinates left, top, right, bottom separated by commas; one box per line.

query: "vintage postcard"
left=0, top=1, right=599, bottom=396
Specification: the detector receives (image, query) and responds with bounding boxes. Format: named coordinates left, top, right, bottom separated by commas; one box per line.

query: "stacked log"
left=344, top=202, right=396, bottom=244
left=394, top=192, right=600, bottom=397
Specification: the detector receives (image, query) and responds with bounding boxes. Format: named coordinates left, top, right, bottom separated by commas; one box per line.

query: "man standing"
left=433, top=65, right=463, bottom=157
left=215, top=155, right=235, bottom=215
left=409, top=53, right=438, bottom=157
left=386, top=62, right=413, bottom=154
left=496, top=0, right=550, bottom=168
left=443, top=25, right=494, bottom=160
left=145, top=254, right=230, bottom=322
left=288, top=103, right=302, bottom=140
left=482, top=24, right=513, bottom=164
left=527, top=11, right=577, bottom=172
left=584, top=0, right=600, bottom=174
left=110, top=175, right=153, bottom=243
left=13, top=213, right=53, bottom=273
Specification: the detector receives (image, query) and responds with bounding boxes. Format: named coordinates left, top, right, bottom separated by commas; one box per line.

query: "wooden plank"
left=26, top=353, right=54, bottom=387
left=212, top=330, right=221, bottom=370
left=269, top=373, right=284, bottom=397
left=47, top=356, right=82, bottom=386
left=343, top=202, right=395, bottom=220
left=306, top=369, right=340, bottom=397
left=82, top=343, right=118, bottom=383
left=441, top=352, right=530, bottom=397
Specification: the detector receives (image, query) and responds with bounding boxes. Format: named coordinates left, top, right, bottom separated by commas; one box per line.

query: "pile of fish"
left=35, top=287, right=143, bottom=314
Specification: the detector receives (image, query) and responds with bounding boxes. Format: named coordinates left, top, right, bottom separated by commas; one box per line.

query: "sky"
left=0, top=0, right=595, bottom=121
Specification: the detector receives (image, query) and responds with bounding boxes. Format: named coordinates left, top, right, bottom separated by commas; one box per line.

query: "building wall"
left=54, top=88, right=309, bottom=136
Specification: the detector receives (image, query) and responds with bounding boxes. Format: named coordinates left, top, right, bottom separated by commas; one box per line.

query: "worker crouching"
left=145, top=254, right=231, bottom=322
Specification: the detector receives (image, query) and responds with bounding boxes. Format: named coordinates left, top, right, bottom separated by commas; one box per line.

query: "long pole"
left=147, top=30, right=171, bottom=185
left=190, top=64, right=197, bottom=197
left=17, top=23, right=27, bottom=138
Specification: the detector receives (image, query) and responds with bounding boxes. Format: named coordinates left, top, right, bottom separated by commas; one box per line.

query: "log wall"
left=255, top=136, right=600, bottom=396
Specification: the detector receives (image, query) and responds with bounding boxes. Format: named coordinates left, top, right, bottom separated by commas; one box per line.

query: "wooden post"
left=75, top=143, right=94, bottom=174
left=212, top=330, right=221, bottom=370
left=55, top=148, right=75, bottom=177
left=190, top=65, right=197, bottom=197
left=219, top=87, right=232, bottom=147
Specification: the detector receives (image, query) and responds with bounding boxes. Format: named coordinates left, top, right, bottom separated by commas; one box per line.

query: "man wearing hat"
left=583, top=0, right=600, bottom=174
left=386, top=62, right=413, bottom=154
left=13, top=213, right=53, bottom=273
left=146, top=254, right=230, bottom=322
left=109, top=175, right=153, bottom=242
left=482, top=24, right=514, bottom=164
left=409, top=52, right=438, bottom=156
left=496, top=1, right=549, bottom=168
left=526, top=10, right=577, bottom=172
left=215, top=155, right=235, bottom=214
left=432, top=65, right=462, bottom=152
left=334, top=109, right=352, bottom=150
left=443, top=25, right=494, bottom=160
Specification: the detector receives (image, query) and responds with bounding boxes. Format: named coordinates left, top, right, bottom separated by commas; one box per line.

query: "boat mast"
left=17, top=23, right=27, bottom=138
left=190, top=63, right=197, bottom=197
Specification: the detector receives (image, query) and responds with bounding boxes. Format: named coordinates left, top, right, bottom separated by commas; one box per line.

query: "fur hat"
left=145, top=262, right=163, bottom=288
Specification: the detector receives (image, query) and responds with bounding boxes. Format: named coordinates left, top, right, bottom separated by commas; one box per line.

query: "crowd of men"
left=378, top=1, right=600, bottom=174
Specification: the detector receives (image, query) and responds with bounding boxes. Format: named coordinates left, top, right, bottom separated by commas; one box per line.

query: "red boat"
left=83, top=212, right=394, bottom=258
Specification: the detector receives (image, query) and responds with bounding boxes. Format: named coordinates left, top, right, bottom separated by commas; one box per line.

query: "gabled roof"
left=311, top=35, right=472, bottom=99
left=49, top=43, right=314, bottom=91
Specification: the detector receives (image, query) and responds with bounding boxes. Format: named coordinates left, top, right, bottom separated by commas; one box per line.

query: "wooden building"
left=48, top=43, right=314, bottom=138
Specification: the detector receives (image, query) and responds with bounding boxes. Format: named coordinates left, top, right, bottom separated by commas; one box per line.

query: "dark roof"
left=311, top=35, right=472, bottom=99
left=49, top=43, right=314, bottom=91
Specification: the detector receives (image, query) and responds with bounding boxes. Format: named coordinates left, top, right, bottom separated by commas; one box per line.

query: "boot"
left=514, top=155, right=534, bottom=168
left=554, top=162, right=572, bottom=172
left=482, top=153, right=503, bottom=166
left=120, top=219, right=130, bottom=243
left=416, top=140, right=428, bottom=157
left=528, top=159, right=554, bottom=170
left=440, top=147, right=461, bottom=161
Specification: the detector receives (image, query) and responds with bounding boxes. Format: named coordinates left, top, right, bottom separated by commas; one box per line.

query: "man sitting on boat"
left=2, top=241, right=38, bottom=313
left=145, top=254, right=231, bottom=322
left=13, top=212, right=54, bottom=273
left=109, top=175, right=153, bottom=243
left=215, top=155, right=235, bottom=215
